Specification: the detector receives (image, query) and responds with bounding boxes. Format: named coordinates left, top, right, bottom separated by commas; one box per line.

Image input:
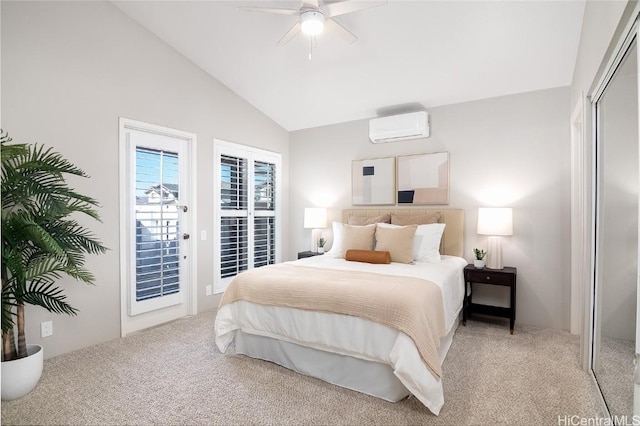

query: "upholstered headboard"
left=341, top=208, right=465, bottom=258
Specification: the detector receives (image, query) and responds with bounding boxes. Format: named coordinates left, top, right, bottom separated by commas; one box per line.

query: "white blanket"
left=215, top=255, right=467, bottom=415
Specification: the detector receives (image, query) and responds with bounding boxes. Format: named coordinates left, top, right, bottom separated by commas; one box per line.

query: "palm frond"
left=46, top=220, right=108, bottom=255
left=1, top=142, right=99, bottom=213
left=2, top=211, right=65, bottom=255
left=22, top=279, right=78, bottom=316
left=1, top=131, right=28, bottom=163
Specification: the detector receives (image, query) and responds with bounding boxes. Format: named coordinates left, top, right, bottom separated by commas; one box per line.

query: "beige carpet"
left=2, top=311, right=604, bottom=425
left=597, top=335, right=634, bottom=417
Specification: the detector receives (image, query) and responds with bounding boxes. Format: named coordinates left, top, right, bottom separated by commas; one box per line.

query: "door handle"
left=183, top=233, right=190, bottom=240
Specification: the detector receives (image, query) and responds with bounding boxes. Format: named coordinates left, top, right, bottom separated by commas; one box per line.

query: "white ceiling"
left=113, top=0, right=586, bottom=131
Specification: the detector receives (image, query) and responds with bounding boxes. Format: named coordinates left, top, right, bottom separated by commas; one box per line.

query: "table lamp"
left=477, top=207, right=513, bottom=269
left=304, top=207, right=327, bottom=253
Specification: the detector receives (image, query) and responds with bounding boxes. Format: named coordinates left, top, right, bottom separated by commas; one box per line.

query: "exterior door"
left=119, top=118, right=197, bottom=335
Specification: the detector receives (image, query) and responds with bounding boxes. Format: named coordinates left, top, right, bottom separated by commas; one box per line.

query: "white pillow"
left=377, top=222, right=446, bottom=262
left=414, top=223, right=446, bottom=262
left=326, top=221, right=343, bottom=256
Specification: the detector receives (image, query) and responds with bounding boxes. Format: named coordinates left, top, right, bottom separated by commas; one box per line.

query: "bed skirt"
left=233, top=315, right=460, bottom=404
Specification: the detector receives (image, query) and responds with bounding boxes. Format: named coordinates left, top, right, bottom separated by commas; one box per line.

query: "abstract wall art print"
left=351, top=157, right=395, bottom=205
left=396, top=152, right=449, bottom=205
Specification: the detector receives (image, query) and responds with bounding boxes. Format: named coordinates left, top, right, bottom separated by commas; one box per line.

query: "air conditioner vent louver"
left=369, top=111, right=429, bottom=143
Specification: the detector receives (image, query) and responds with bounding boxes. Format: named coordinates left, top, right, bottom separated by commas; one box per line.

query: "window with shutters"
left=214, top=140, right=281, bottom=293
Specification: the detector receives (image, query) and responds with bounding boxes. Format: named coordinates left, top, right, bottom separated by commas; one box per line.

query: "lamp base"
left=310, top=228, right=320, bottom=253
left=486, top=236, right=503, bottom=269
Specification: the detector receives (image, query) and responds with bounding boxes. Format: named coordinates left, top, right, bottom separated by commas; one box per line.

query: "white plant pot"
left=1, top=344, right=43, bottom=401
left=318, top=247, right=325, bottom=254
left=474, top=259, right=486, bottom=269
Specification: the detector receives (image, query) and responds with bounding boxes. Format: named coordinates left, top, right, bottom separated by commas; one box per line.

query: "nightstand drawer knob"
left=486, top=276, right=491, bottom=280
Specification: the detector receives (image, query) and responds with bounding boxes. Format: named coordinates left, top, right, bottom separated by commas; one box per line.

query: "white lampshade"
left=477, top=207, right=513, bottom=270
left=300, top=11, right=325, bottom=36
left=304, top=207, right=327, bottom=253
left=304, top=207, right=327, bottom=229
left=477, top=208, right=513, bottom=236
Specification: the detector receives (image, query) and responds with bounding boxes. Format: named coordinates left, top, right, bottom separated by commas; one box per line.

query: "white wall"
left=1, top=1, right=289, bottom=359
left=290, top=87, right=572, bottom=330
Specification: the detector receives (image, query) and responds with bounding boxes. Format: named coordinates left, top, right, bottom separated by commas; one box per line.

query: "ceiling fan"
left=240, top=0, right=386, bottom=57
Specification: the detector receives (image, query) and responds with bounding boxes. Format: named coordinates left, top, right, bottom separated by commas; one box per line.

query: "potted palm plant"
left=1, top=131, right=107, bottom=400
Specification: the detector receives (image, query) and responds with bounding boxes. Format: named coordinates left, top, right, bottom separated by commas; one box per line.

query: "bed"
left=215, top=208, right=466, bottom=415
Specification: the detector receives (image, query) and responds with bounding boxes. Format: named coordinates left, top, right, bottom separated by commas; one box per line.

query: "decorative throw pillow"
left=391, top=212, right=442, bottom=225
left=374, top=224, right=418, bottom=264
left=347, top=213, right=391, bottom=226
left=338, top=223, right=376, bottom=258
left=377, top=222, right=446, bottom=262
left=345, top=249, right=391, bottom=264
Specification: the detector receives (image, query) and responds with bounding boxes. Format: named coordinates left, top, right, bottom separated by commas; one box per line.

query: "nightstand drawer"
left=466, top=270, right=512, bottom=286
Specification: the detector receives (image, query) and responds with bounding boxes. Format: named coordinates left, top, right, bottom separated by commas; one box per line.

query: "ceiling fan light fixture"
left=300, top=11, right=325, bottom=36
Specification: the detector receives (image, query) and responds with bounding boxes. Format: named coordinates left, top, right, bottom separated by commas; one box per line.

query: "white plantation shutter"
left=254, top=217, right=275, bottom=268
left=214, top=141, right=281, bottom=293
left=135, top=147, right=181, bottom=301
left=220, top=155, right=249, bottom=278
left=253, top=160, right=276, bottom=268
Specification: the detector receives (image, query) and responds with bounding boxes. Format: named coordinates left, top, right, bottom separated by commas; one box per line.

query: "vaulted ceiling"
left=113, top=1, right=586, bottom=131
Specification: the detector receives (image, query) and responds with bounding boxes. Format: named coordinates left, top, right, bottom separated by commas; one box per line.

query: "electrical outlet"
left=206, top=285, right=212, bottom=296
left=41, top=321, right=53, bottom=338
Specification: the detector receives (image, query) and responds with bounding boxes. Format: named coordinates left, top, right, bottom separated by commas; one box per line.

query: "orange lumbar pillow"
left=345, top=249, right=391, bottom=264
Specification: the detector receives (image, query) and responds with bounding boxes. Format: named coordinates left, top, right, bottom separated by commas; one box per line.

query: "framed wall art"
left=396, top=152, right=449, bottom=205
left=351, top=157, right=395, bottom=205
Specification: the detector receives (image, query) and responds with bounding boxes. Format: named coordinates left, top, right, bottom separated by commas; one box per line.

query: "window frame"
left=213, top=139, right=282, bottom=294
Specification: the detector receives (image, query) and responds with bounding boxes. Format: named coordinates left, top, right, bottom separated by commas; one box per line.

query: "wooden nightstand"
left=463, top=264, right=517, bottom=334
left=297, top=251, right=324, bottom=259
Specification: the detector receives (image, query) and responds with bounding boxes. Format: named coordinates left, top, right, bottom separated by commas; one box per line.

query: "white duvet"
left=215, top=255, right=467, bottom=415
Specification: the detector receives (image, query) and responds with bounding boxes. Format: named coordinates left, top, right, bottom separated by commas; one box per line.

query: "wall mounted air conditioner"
left=368, top=111, right=429, bottom=143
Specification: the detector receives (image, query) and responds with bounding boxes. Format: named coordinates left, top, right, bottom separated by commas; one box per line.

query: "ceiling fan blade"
left=239, top=6, right=299, bottom=16
left=325, top=0, right=387, bottom=18
left=302, top=0, right=319, bottom=9
left=325, top=18, right=357, bottom=44
left=277, top=22, right=302, bottom=45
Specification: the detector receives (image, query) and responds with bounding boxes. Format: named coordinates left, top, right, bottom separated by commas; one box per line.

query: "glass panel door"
left=123, top=124, right=192, bottom=318
left=593, top=36, right=638, bottom=418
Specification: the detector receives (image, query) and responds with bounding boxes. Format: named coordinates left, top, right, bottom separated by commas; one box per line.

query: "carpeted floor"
left=596, top=335, right=634, bottom=417
left=1, top=311, right=605, bottom=425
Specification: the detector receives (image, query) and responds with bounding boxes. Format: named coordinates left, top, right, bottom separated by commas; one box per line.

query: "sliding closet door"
left=592, top=32, right=639, bottom=418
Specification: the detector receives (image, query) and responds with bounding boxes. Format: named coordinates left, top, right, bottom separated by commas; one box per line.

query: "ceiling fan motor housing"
left=300, top=11, right=325, bottom=35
